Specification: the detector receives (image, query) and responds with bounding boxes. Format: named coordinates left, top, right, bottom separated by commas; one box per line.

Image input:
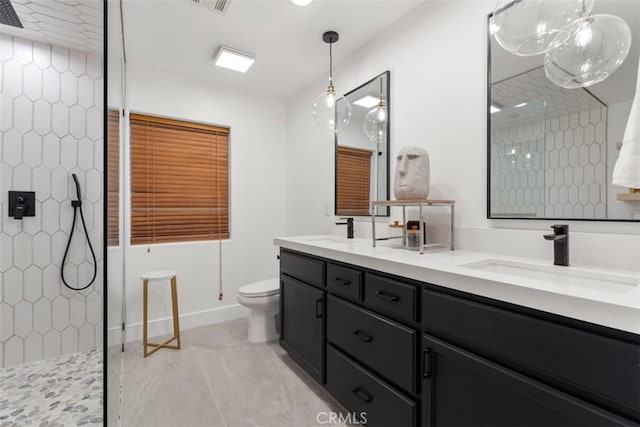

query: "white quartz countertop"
left=274, top=235, right=640, bottom=335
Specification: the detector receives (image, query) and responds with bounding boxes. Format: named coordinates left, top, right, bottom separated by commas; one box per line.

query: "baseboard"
left=107, top=304, right=249, bottom=345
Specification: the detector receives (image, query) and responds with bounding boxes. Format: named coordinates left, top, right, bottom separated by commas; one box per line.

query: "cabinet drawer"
left=327, top=263, right=362, bottom=302
left=280, top=250, right=325, bottom=288
left=327, top=295, right=416, bottom=394
left=364, top=273, right=417, bottom=322
left=326, top=345, right=416, bottom=427
left=422, top=289, right=640, bottom=417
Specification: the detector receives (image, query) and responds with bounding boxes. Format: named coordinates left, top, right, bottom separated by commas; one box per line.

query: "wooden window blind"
left=107, top=110, right=120, bottom=246
left=130, top=113, right=229, bottom=244
left=336, top=146, right=372, bottom=216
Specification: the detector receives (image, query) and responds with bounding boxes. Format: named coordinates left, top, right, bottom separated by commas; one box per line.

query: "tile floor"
left=0, top=350, right=103, bottom=426
left=118, top=318, right=349, bottom=427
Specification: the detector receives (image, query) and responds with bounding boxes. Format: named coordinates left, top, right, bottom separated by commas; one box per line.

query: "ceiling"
left=0, top=0, right=102, bottom=55
left=492, top=67, right=605, bottom=128
left=115, top=0, right=424, bottom=99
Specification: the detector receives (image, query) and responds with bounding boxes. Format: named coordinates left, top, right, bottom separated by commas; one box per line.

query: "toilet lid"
left=238, top=278, right=279, bottom=297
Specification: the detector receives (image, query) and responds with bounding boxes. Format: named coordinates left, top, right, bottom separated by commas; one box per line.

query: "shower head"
left=0, top=0, right=23, bottom=28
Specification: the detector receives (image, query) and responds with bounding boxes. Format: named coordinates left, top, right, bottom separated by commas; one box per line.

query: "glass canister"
left=388, top=221, right=404, bottom=248
left=406, top=226, right=421, bottom=251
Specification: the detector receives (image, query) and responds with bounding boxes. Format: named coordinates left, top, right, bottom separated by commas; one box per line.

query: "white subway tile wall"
left=0, top=34, right=103, bottom=368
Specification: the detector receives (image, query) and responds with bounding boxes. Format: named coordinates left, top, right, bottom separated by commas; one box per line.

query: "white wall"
left=284, top=1, right=639, bottom=272
left=114, top=64, right=286, bottom=342
left=0, top=35, right=104, bottom=367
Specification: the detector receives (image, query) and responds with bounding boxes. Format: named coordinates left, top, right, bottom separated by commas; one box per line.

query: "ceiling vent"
left=185, top=0, right=232, bottom=15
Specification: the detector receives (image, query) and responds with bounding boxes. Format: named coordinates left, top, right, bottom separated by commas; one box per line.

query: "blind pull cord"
left=216, top=132, right=223, bottom=301
left=61, top=173, right=98, bottom=291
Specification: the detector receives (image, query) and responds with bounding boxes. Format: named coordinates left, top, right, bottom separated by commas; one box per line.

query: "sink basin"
left=305, top=235, right=354, bottom=245
left=460, top=258, right=639, bottom=291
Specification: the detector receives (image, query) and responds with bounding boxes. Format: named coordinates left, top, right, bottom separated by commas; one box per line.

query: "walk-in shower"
left=0, top=0, right=105, bottom=424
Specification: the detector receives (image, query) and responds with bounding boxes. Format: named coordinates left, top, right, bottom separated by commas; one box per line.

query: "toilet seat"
left=238, top=278, right=279, bottom=298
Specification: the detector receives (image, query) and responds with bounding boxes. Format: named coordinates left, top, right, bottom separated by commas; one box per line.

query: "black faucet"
left=336, top=217, right=354, bottom=239
left=543, top=224, right=569, bottom=266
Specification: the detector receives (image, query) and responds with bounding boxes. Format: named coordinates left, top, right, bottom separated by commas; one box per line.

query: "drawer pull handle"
left=351, top=387, right=372, bottom=403
left=352, top=329, right=372, bottom=343
left=375, top=290, right=399, bottom=302
left=315, top=298, right=323, bottom=318
left=423, top=347, right=432, bottom=378
left=334, top=277, right=351, bottom=286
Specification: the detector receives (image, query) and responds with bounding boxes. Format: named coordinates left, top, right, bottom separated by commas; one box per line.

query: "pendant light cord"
left=329, top=41, right=333, bottom=85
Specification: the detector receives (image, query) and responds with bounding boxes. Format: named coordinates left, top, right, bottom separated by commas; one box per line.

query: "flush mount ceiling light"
left=290, top=0, right=313, bottom=6
left=492, top=0, right=593, bottom=56
left=312, top=31, right=351, bottom=134
left=490, top=105, right=502, bottom=114
left=214, top=47, right=255, bottom=73
left=354, top=95, right=380, bottom=109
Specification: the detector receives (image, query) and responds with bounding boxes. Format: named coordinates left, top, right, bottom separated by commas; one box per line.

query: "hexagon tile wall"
left=0, top=34, right=103, bottom=368
left=491, top=107, right=608, bottom=219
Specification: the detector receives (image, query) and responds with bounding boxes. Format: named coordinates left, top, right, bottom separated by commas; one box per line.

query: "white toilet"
left=237, top=278, right=280, bottom=343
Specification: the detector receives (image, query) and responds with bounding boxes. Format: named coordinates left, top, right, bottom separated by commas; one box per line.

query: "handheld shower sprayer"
left=72, top=172, right=82, bottom=201
left=61, top=173, right=97, bottom=291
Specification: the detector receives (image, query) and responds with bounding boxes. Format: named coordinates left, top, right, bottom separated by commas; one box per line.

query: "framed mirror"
left=487, top=1, right=639, bottom=221
left=335, top=71, right=390, bottom=217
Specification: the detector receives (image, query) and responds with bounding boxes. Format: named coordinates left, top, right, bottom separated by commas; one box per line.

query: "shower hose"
left=61, top=173, right=97, bottom=291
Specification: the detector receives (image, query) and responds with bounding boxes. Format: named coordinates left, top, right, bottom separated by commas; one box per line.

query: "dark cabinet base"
left=279, top=249, right=639, bottom=427
left=422, top=334, right=634, bottom=427
left=280, top=274, right=325, bottom=383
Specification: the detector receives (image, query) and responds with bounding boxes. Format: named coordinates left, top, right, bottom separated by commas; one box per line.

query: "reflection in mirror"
left=336, top=71, right=390, bottom=216
left=488, top=0, right=639, bottom=221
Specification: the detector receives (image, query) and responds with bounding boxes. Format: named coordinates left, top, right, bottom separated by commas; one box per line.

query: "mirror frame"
left=486, top=14, right=638, bottom=223
left=335, top=70, right=391, bottom=217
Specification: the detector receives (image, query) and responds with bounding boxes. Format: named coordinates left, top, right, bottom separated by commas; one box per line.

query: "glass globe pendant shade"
left=312, top=83, right=352, bottom=134
left=363, top=100, right=387, bottom=144
left=544, top=14, right=632, bottom=89
left=492, top=0, right=593, bottom=56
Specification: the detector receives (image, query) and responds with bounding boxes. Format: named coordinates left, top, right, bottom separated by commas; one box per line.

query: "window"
left=129, top=113, right=229, bottom=244
left=107, top=110, right=120, bottom=246
left=336, top=146, right=372, bottom=216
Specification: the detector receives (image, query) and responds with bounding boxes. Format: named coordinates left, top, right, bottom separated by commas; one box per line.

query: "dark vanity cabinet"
left=421, top=335, right=633, bottom=426
left=279, top=251, right=326, bottom=382
left=279, top=249, right=640, bottom=426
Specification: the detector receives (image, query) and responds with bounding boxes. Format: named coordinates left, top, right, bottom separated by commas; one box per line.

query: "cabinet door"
left=280, top=274, right=325, bottom=383
left=421, top=334, right=633, bottom=427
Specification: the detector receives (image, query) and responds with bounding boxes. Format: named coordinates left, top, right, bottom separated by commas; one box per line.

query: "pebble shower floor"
left=0, top=350, right=102, bottom=426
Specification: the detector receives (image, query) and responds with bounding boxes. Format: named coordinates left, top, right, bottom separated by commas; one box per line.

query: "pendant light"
left=363, top=77, right=387, bottom=145
left=492, top=0, right=593, bottom=56
left=312, top=31, right=351, bottom=134
left=544, top=14, right=632, bottom=89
